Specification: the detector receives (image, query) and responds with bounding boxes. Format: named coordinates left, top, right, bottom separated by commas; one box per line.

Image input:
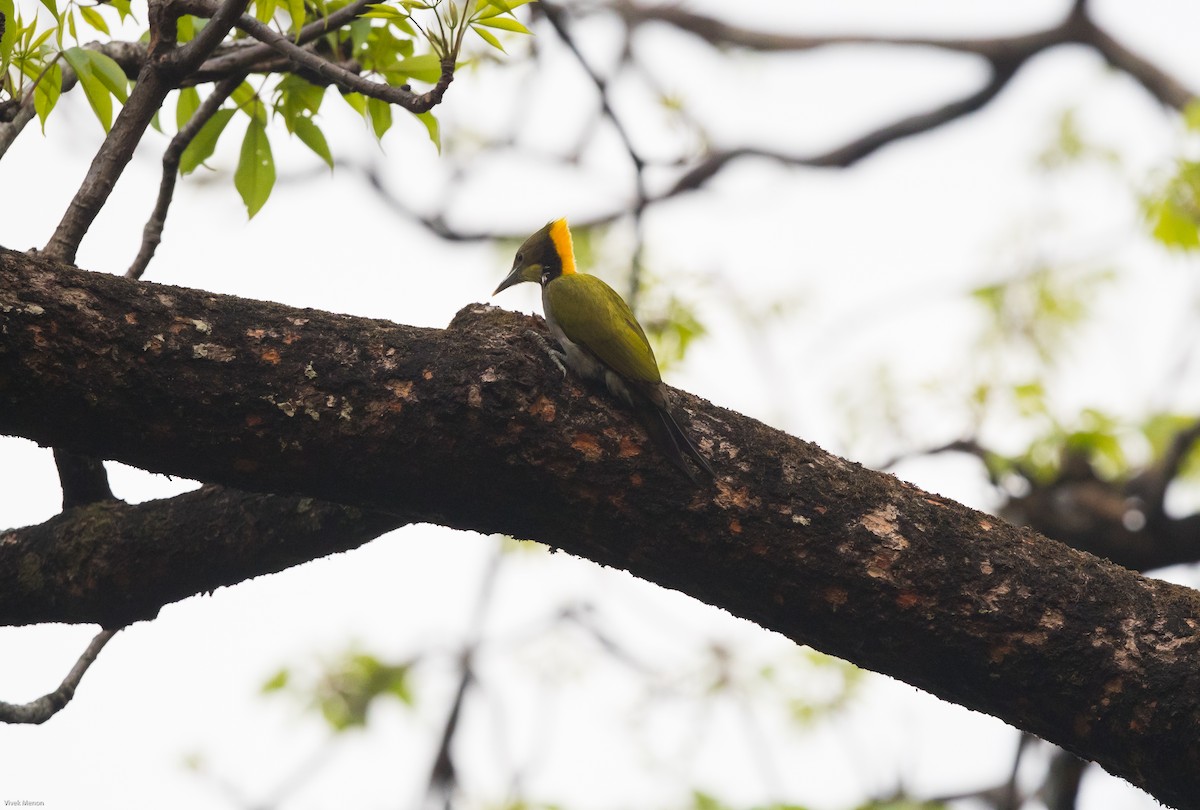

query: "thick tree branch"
left=3, top=249, right=1200, bottom=806
left=52, top=448, right=115, bottom=507
left=0, top=484, right=404, bottom=627
left=0, top=629, right=119, bottom=724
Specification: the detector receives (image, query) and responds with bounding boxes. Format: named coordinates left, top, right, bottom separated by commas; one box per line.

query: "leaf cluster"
left=0, top=0, right=530, bottom=217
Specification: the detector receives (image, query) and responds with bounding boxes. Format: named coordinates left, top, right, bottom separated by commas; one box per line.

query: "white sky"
left=2, top=1, right=1198, bottom=808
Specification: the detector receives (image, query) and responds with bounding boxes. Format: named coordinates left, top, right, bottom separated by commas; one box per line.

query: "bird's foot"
left=525, top=330, right=568, bottom=377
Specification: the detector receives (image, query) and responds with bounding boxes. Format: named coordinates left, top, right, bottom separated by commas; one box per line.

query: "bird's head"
left=493, top=218, right=577, bottom=295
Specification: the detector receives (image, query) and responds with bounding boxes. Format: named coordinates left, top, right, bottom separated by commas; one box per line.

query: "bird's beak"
left=492, top=269, right=522, bottom=296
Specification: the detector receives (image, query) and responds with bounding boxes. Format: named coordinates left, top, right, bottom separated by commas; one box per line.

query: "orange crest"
left=548, top=218, right=577, bottom=275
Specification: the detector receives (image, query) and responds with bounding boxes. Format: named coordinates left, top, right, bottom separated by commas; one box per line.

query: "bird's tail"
left=641, top=400, right=717, bottom=483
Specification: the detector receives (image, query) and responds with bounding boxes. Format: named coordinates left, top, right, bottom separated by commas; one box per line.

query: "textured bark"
left=2, top=248, right=1200, bottom=807
left=0, top=485, right=402, bottom=627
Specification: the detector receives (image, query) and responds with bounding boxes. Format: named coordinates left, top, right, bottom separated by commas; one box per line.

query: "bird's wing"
left=546, top=274, right=662, bottom=384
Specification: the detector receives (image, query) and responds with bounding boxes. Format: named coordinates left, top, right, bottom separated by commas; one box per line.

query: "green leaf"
left=362, top=3, right=402, bottom=18
left=261, top=668, right=290, bottom=693
left=1184, top=99, right=1200, bottom=133
left=32, top=61, right=62, bottom=131
left=1148, top=196, right=1200, bottom=250
left=39, top=0, right=58, bottom=21
left=366, top=95, right=392, bottom=140
left=179, top=107, right=234, bottom=173
left=341, top=90, right=367, bottom=116
left=293, top=116, right=334, bottom=169
left=285, top=0, right=304, bottom=32
left=415, top=110, right=439, bottom=153
left=477, top=0, right=531, bottom=17
left=235, top=117, right=275, bottom=218
left=471, top=24, right=504, bottom=52
left=0, top=0, right=17, bottom=67
left=473, top=15, right=529, bottom=34
left=84, top=49, right=128, bottom=102
left=78, top=5, right=109, bottom=34
left=253, top=0, right=278, bottom=24
left=176, top=85, right=200, bottom=132
left=176, top=13, right=195, bottom=42
left=110, top=0, right=131, bottom=22
left=29, top=24, right=55, bottom=53
left=230, top=80, right=266, bottom=122
left=389, top=52, right=440, bottom=83
left=62, top=45, right=112, bottom=131
left=277, top=74, right=326, bottom=124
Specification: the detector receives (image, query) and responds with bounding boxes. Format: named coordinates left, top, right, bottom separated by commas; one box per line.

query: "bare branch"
left=0, top=629, right=119, bottom=724
left=610, top=0, right=1052, bottom=59
left=1069, top=10, right=1196, bottom=109
left=127, top=73, right=245, bottom=280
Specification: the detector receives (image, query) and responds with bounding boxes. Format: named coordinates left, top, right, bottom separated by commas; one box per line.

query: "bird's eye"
left=541, top=270, right=551, bottom=284
left=516, top=252, right=524, bottom=263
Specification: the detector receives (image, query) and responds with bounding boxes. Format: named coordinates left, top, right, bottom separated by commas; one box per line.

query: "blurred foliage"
left=755, top=647, right=864, bottom=729
left=1037, top=108, right=1120, bottom=170
left=687, top=792, right=946, bottom=810
left=689, top=792, right=809, bottom=810
left=970, top=263, right=1115, bottom=364
left=262, top=647, right=416, bottom=731
left=1143, top=99, right=1200, bottom=250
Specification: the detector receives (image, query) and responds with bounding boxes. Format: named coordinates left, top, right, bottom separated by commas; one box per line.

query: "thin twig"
left=0, top=628, right=120, bottom=724
left=127, top=73, right=245, bottom=280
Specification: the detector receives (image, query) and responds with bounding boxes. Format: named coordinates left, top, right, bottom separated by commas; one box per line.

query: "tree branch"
left=1069, top=10, right=1196, bottom=110
left=0, top=483, right=404, bottom=628
left=0, top=629, right=119, bottom=724
left=182, top=0, right=455, bottom=112
left=42, top=0, right=251, bottom=264
left=127, top=73, right=246, bottom=280
left=3, top=248, right=1200, bottom=806
left=194, top=0, right=373, bottom=80
left=611, top=0, right=1196, bottom=110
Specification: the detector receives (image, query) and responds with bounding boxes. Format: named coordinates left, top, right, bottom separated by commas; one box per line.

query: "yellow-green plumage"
left=544, top=273, right=660, bottom=385
left=493, top=218, right=715, bottom=481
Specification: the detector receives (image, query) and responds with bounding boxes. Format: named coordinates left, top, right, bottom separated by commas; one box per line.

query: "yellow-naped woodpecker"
left=493, top=218, right=716, bottom=481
